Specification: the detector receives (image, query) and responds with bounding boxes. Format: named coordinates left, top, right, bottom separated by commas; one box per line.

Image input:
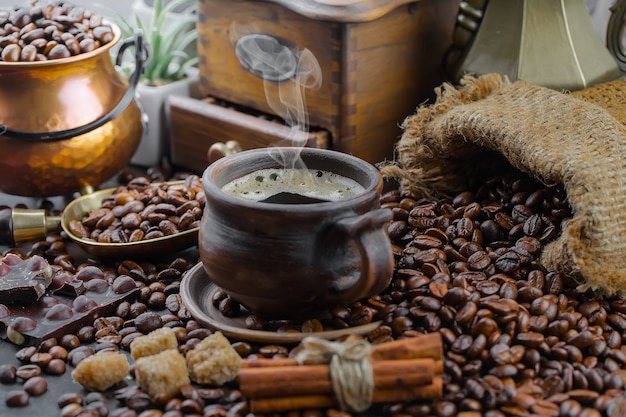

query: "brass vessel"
left=0, top=24, right=145, bottom=197
left=447, top=0, right=626, bottom=91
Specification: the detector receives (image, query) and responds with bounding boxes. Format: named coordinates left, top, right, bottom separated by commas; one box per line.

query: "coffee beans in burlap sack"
left=381, top=73, right=626, bottom=295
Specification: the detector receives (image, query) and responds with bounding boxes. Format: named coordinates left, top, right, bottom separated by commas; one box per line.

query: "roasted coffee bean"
left=60, top=403, right=84, bottom=417
left=48, top=345, right=68, bottom=360
left=23, top=376, right=47, bottom=396
left=5, top=389, right=29, bottom=407
left=84, top=400, right=109, bottom=417
left=45, top=358, right=66, bottom=375
left=165, top=294, right=182, bottom=314
left=134, top=311, right=163, bottom=334
left=15, top=346, right=36, bottom=362
left=301, top=318, right=324, bottom=333
left=29, top=352, right=51, bottom=368
left=145, top=291, right=165, bottom=309
left=60, top=334, right=81, bottom=349
left=58, top=392, right=84, bottom=408
left=218, top=296, right=240, bottom=317
left=68, top=346, right=95, bottom=367
left=128, top=302, right=148, bottom=319
left=15, top=364, right=41, bottom=380
left=126, top=391, right=152, bottom=411
left=0, top=364, right=17, bottom=383
left=157, top=268, right=181, bottom=283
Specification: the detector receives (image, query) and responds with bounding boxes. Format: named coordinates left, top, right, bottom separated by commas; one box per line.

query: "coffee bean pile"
left=371, top=173, right=626, bottom=417
left=69, top=175, right=205, bottom=244
left=1, top=167, right=626, bottom=417
left=0, top=1, right=114, bottom=62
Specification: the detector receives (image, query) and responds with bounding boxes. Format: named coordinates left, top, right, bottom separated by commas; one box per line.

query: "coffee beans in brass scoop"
left=0, top=176, right=204, bottom=260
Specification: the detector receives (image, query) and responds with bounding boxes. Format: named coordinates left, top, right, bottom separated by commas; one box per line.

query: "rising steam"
left=231, top=24, right=322, bottom=168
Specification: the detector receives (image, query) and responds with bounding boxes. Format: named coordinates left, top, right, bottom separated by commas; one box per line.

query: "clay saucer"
left=180, top=263, right=382, bottom=344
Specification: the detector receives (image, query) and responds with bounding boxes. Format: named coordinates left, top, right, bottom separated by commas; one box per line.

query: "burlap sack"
left=571, top=79, right=626, bottom=126
left=382, top=73, right=626, bottom=296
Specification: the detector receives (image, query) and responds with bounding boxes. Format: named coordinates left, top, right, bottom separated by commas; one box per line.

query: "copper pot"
left=0, top=24, right=145, bottom=197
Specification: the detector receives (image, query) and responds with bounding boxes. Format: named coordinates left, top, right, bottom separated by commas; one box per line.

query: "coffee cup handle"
left=324, top=208, right=394, bottom=305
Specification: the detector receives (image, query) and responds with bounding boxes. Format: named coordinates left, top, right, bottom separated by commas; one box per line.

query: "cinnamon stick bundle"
left=239, top=333, right=444, bottom=413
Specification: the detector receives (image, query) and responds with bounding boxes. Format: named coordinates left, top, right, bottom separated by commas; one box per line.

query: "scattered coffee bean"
left=5, top=389, right=29, bottom=407
left=23, top=376, right=47, bottom=396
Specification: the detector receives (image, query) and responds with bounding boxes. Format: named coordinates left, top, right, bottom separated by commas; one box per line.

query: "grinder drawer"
left=168, top=95, right=330, bottom=174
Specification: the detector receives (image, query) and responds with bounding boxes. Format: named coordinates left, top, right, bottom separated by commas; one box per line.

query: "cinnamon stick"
left=249, top=376, right=444, bottom=414
left=241, top=332, right=444, bottom=368
left=242, top=357, right=443, bottom=375
left=242, top=357, right=299, bottom=368
left=239, top=358, right=435, bottom=398
left=369, top=333, right=443, bottom=362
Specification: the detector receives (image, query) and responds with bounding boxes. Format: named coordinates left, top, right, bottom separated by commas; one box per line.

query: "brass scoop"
left=0, top=181, right=199, bottom=259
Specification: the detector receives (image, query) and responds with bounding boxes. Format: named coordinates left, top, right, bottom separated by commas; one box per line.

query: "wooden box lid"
left=247, top=0, right=418, bottom=22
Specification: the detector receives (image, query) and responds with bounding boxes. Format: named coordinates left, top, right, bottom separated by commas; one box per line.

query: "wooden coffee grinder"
left=169, top=0, right=459, bottom=172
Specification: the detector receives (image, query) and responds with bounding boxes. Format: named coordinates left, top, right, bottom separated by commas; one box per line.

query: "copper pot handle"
left=0, top=30, right=149, bottom=142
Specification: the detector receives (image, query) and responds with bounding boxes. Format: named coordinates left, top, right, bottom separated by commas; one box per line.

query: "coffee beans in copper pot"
left=0, top=2, right=115, bottom=62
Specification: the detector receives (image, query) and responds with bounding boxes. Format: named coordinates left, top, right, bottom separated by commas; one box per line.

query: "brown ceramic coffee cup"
left=198, top=147, right=394, bottom=317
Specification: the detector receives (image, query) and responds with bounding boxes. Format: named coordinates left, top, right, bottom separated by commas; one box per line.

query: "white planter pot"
left=131, top=74, right=201, bottom=167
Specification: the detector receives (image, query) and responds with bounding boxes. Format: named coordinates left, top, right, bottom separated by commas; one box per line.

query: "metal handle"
left=235, top=33, right=298, bottom=82
left=607, top=0, right=626, bottom=72
left=0, top=208, right=61, bottom=247
left=0, top=31, right=149, bottom=142
left=208, top=140, right=242, bottom=163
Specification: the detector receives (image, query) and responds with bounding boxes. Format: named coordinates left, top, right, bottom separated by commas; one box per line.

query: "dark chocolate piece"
left=49, top=270, right=86, bottom=297
left=0, top=274, right=139, bottom=346
left=0, top=254, right=53, bottom=304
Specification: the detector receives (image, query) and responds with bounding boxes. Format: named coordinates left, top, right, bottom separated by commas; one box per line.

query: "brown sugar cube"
left=135, top=349, right=190, bottom=397
left=71, top=351, right=129, bottom=392
left=186, top=331, right=242, bottom=386
left=130, top=327, right=178, bottom=360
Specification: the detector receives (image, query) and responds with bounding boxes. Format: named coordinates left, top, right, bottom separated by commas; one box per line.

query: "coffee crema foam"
left=221, top=168, right=365, bottom=202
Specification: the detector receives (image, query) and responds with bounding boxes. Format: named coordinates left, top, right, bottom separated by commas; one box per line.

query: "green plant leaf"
left=169, top=25, right=198, bottom=51
left=110, top=0, right=198, bottom=84
left=172, top=56, right=200, bottom=80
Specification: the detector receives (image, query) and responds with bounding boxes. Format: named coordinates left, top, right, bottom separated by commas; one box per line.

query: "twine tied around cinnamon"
left=296, top=335, right=374, bottom=412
